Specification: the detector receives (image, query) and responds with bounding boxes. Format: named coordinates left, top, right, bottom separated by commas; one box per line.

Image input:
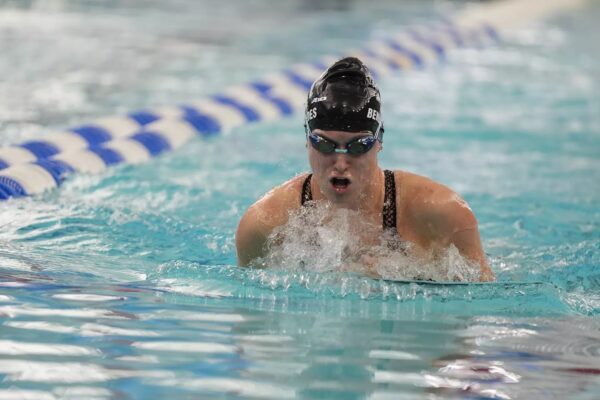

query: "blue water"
left=1, top=1, right=599, bottom=398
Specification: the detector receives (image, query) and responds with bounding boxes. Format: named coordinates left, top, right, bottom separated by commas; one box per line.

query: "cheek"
left=355, top=153, right=378, bottom=179
left=308, top=150, right=328, bottom=172
left=307, top=150, right=318, bottom=171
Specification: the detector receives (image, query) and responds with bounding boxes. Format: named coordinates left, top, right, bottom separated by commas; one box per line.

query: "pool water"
left=1, top=1, right=599, bottom=398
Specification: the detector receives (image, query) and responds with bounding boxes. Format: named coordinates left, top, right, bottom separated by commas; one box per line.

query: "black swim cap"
left=305, top=57, right=383, bottom=140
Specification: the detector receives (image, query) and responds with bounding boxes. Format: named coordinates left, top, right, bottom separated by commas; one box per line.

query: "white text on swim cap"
left=306, top=107, right=317, bottom=121
left=311, top=96, right=327, bottom=104
left=367, top=108, right=380, bottom=121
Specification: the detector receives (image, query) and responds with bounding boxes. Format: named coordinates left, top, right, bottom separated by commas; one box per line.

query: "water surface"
left=1, top=1, right=599, bottom=398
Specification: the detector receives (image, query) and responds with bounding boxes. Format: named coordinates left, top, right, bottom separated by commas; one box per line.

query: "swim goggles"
left=307, top=122, right=382, bottom=156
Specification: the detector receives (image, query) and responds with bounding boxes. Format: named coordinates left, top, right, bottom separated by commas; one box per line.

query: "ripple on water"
left=0, top=360, right=173, bottom=383
left=423, top=316, right=600, bottom=397
left=0, top=1, right=599, bottom=399
left=147, top=261, right=577, bottom=317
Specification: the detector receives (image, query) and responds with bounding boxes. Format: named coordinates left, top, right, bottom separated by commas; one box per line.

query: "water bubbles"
left=257, top=202, right=482, bottom=282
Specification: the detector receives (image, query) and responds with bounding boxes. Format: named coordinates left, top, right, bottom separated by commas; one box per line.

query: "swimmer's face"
left=307, top=129, right=381, bottom=209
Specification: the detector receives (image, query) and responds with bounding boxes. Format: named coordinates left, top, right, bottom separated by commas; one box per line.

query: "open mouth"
left=330, top=177, right=351, bottom=192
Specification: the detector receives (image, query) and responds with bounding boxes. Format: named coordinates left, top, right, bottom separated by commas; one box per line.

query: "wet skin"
left=307, top=129, right=384, bottom=214
left=236, top=129, right=495, bottom=281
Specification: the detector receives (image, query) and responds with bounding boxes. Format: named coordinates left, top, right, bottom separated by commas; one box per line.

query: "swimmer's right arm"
left=236, top=206, right=270, bottom=267
left=235, top=176, right=305, bottom=267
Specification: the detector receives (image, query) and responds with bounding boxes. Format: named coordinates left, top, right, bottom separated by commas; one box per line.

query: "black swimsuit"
left=300, top=169, right=398, bottom=231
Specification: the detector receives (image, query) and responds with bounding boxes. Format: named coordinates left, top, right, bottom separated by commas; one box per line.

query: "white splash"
left=255, top=202, right=480, bottom=282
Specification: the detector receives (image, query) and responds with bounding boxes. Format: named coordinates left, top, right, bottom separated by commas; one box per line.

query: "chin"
left=325, top=189, right=360, bottom=209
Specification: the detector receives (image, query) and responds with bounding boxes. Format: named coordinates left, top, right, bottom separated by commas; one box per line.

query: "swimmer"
left=236, top=57, right=495, bottom=282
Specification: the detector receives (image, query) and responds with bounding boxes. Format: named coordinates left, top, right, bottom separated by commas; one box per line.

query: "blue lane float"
left=0, top=21, right=499, bottom=201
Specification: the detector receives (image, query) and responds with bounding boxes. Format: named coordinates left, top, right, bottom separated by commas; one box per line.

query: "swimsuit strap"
left=301, top=170, right=397, bottom=231
left=301, top=173, right=313, bottom=205
left=382, top=169, right=397, bottom=230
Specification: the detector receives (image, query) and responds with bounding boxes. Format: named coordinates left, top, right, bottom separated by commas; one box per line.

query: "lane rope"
left=0, top=17, right=506, bottom=200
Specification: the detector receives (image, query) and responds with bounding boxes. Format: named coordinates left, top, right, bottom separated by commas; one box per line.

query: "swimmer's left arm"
left=422, top=191, right=495, bottom=282
left=447, top=219, right=495, bottom=282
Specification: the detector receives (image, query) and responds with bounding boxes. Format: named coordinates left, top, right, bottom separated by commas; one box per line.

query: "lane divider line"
left=0, top=19, right=508, bottom=200
left=1, top=0, right=586, bottom=200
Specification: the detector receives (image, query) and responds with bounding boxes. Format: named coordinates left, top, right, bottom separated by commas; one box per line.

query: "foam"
left=256, top=202, right=481, bottom=282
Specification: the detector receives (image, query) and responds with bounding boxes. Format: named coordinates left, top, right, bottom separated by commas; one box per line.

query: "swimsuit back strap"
left=382, top=169, right=397, bottom=230
left=301, top=173, right=313, bottom=205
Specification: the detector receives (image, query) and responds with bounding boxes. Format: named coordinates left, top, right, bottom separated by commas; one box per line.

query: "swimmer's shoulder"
left=392, top=170, right=492, bottom=281
left=236, top=174, right=308, bottom=266
left=393, top=170, right=476, bottom=234
left=254, top=172, right=307, bottom=211
left=239, top=173, right=308, bottom=232
left=395, top=170, right=460, bottom=203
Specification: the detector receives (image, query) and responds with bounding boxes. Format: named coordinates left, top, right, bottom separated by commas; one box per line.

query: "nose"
left=332, top=152, right=350, bottom=173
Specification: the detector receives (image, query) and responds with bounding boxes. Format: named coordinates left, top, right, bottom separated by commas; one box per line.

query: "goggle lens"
left=347, top=137, right=375, bottom=155
left=308, top=134, right=376, bottom=155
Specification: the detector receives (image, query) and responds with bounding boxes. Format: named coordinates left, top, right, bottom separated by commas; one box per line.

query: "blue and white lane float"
left=0, top=66, right=322, bottom=199
left=0, top=16, right=518, bottom=201
left=0, top=20, right=501, bottom=201
left=0, top=0, right=588, bottom=200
